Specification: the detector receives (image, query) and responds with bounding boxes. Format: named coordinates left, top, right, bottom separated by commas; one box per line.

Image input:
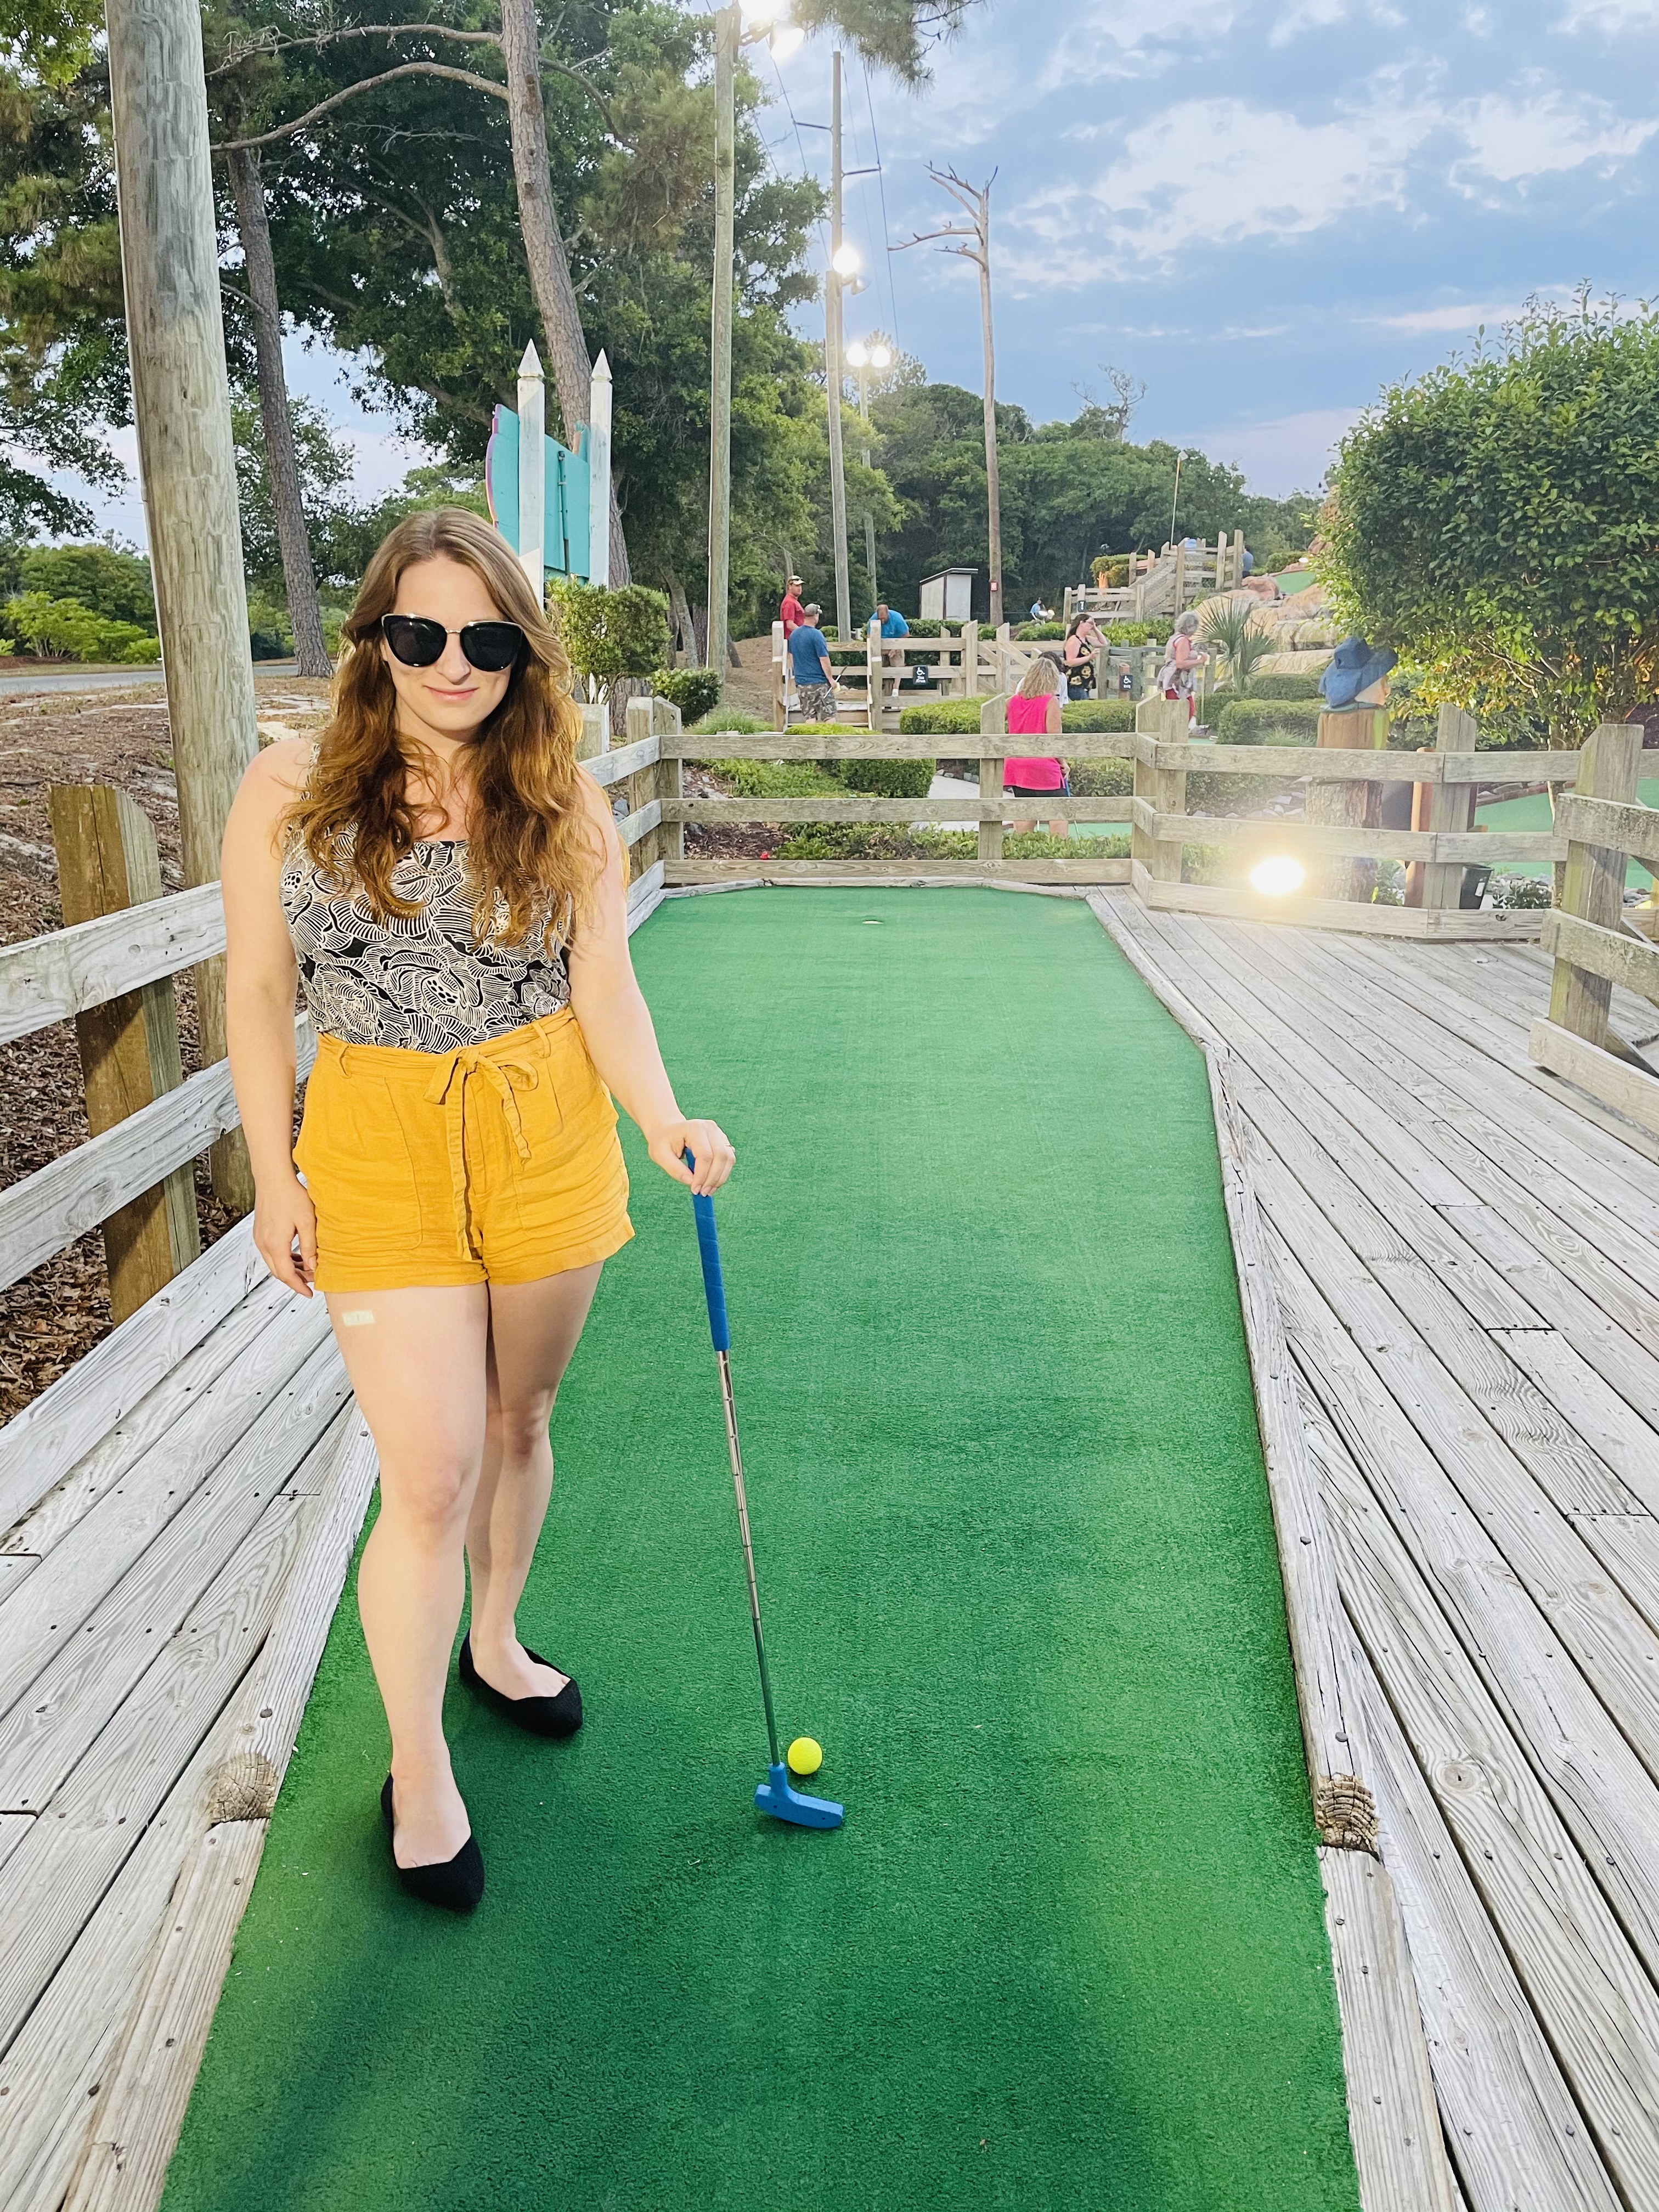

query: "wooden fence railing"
left=0, top=712, right=674, bottom=1308
left=1528, top=720, right=1659, bottom=1137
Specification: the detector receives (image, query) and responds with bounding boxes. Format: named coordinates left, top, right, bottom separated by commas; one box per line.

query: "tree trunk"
left=226, top=146, right=331, bottom=679
left=497, top=0, right=630, bottom=584
left=665, top=569, right=695, bottom=664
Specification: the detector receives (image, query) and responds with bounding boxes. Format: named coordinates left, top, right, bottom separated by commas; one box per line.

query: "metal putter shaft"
left=686, top=1158, right=843, bottom=1831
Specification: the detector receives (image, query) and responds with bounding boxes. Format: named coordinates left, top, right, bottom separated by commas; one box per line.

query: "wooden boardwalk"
left=1096, top=892, right=1659, bottom=2212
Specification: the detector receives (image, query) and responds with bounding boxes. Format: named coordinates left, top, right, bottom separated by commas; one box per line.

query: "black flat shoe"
left=380, top=1775, right=484, bottom=1912
left=459, top=1634, right=584, bottom=1739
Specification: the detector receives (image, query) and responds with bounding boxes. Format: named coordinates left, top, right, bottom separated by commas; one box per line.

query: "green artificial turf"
left=1477, top=779, right=1659, bottom=884
left=162, top=889, right=1359, bottom=2212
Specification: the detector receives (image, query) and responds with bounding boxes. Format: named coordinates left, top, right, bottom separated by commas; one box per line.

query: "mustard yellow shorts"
left=294, top=1008, right=634, bottom=1290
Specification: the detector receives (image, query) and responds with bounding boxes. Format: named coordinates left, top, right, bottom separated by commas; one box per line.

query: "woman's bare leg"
left=326, top=1284, right=490, bottom=1867
left=465, top=1262, right=603, bottom=1699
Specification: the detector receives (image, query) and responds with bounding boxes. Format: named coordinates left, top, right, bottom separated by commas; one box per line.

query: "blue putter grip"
left=685, top=1150, right=731, bottom=1352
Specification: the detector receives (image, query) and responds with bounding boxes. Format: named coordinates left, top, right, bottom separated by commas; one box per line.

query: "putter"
left=686, top=1154, right=843, bottom=1831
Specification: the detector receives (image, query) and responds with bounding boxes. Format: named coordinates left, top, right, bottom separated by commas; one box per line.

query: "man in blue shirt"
left=872, top=600, right=910, bottom=704
left=788, top=603, right=837, bottom=720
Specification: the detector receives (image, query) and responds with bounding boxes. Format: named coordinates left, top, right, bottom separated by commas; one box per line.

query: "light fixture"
left=1249, top=855, right=1305, bottom=897
left=844, top=340, right=868, bottom=368
left=741, top=0, right=787, bottom=26
left=831, top=242, right=861, bottom=276
left=768, top=22, right=804, bottom=57
left=868, top=342, right=893, bottom=369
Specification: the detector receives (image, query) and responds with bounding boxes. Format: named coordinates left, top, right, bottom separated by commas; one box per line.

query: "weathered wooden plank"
left=1549, top=726, right=1644, bottom=1053
left=0, top=1493, right=307, bottom=2057
left=1141, top=739, right=1584, bottom=784
left=1144, top=805, right=1560, bottom=865
left=1494, top=1330, right=1659, bottom=1518
left=0, top=882, right=224, bottom=1047
left=616, top=797, right=662, bottom=847
left=0, top=1808, right=32, bottom=1872
left=1085, top=890, right=1226, bottom=1052
left=1132, top=867, right=1547, bottom=940
left=662, top=728, right=1136, bottom=760
left=625, top=857, right=664, bottom=922
left=0, top=1555, right=37, bottom=1603
left=1276, top=1231, right=1659, bottom=1994
left=1530, top=1017, right=1659, bottom=1140
left=666, top=794, right=1135, bottom=825
left=0, top=1295, right=330, bottom=1729
left=1256, top=1153, right=1659, bottom=1790
left=1541, top=909, right=1659, bottom=1013
left=0, top=1643, right=268, bottom=2204
left=0, top=1012, right=316, bottom=1293
left=1310, top=1396, right=1659, bottom=2194
left=1207, top=1053, right=1376, bottom=1847
left=63, top=1819, right=267, bottom=2212
left=0, top=1220, right=267, bottom=1539
left=1357, top=1657, right=1623, bottom=2212
left=583, top=732, right=658, bottom=787
left=667, top=858, right=1132, bottom=885
left=1555, top=791, right=1659, bottom=872
left=1321, top=1847, right=1458, bottom=2212
left=2, top=1276, right=296, bottom=1564
left=0, top=1336, right=347, bottom=1812
left=1567, top=1516, right=1659, bottom=1643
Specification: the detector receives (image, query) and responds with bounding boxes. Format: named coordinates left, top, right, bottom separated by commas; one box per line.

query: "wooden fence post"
left=960, top=620, right=980, bottom=698
left=578, top=703, right=607, bottom=761
left=1548, top=722, right=1644, bottom=1052
left=47, top=785, right=200, bottom=1322
left=866, top=616, right=884, bottom=731
left=978, top=693, right=1008, bottom=863
left=1406, top=704, right=1477, bottom=910
left=1307, top=706, right=1386, bottom=901
left=652, top=695, right=685, bottom=868
left=1131, top=694, right=1188, bottom=890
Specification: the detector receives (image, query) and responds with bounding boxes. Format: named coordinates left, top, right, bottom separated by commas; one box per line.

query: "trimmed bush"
left=653, top=667, right=721, bottom=724
left=898, top=698, right=986, bottom=736
left=1250, top=672, right=1325, bottom=701
left=1061, top=699, right=1135, bottom=733
left=1213, top=698, right=1323, bottom=745
left=776, top=825, right=1128, bottom=861
left=834, top=757, right=934, bottom=798
left=692, top=707, right=769, bottom=737
left=904, top=617, right=947, bottom=636
left=702, top=758, right=843, bottom=797
left=1068, top=757, right=1132, bottom=799
left=1013, top=622, right=1066, bottom=640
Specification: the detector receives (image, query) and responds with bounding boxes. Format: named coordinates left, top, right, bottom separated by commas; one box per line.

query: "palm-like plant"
left=1200, top=595, right=1273, bottom=695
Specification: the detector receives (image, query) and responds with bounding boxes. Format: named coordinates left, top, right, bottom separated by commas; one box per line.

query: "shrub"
left=548, top=579, right=670, bottom=686
left=1098, top=620, right=1165, bottom=646
left=904, top=617, right=947, bottom=636
left=1067, top=757, right=1132, bottom=799
left=1013, top=622, right=1066, bottom=640
left=702, top=758, right=843, bottom=797
left=692, top=707, right=769, bottom=736
left=250, top=629, right=290, bottom=661
left=1213, top=698, right=1323, bottom=744
left=1249, top=672, right=1326, bottom=700
left=1, top=592, right=160, bottom=663
left=652, top=667, right=721, bottom=724
left=19, top=543, right=155, bottom=627
left=898, top=698, right=987, bottom=736
left=1490, top=871, right=1554, bottom=909
left=834, top=757, right=934, bottom=798
left=1061, top=699, right=1136, bottom=733
left=1199, top=596, right=1273, bottom=693
left=775, top=825, right=1127, bottom=861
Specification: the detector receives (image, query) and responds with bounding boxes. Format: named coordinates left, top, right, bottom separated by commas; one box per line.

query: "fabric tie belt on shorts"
left=419, top=1020, right=562, bottom=1262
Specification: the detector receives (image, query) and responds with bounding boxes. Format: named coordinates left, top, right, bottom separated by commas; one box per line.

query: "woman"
left=1002, top=655, right=1069, bottom=840
left=1158, top=610, right=1207, bottom=719
left=222, top=509, right=734, bottom=1913
left=1062, top=613, right=1102, bottom=699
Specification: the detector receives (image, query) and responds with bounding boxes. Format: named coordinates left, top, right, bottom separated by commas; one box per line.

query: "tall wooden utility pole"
left=106, top=0, right=258, bottom=1212
left=824, top=49, right=852, bottom=643
left=705, top=2, right=738, bottom=674
left=896, top=167, right=1003, bottom=629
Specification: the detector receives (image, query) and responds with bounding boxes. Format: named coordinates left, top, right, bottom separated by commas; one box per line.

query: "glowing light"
left=845, top=340, right=868, bottom=368
left=769, top=22, right=805, bottom=57
left=741, top=0, right=787, bottom=27
left=868, top=342, right=893, bottom=369
left=1249, top=856, right=1306, bottom=897
left=831, top=242, right=861, bottom=276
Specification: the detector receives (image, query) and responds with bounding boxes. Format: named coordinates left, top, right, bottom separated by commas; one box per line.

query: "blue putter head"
left=755, top=1763, right=844, bottom=1830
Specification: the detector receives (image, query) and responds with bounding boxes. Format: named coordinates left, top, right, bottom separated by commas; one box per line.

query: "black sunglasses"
left=379, top=613, right=526, bottom=673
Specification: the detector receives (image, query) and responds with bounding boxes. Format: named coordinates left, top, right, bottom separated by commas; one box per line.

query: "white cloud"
left=1001, top=81, right=1659, bottom=280
left=1269, top=0, right=1404, bottom=47
left=1371, top=299, right=1526, bottom=330
left=1555, top=0, right=1659, bottom=27
left=1192, top=407, right=1362, bottom=497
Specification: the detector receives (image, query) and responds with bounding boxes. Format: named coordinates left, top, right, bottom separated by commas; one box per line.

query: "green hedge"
left=652, top=668, right=722, bottom=724
left=701, top=757, right=842, bottom=797
left=896, top=697, right=1138, bottom=737
left=1212, top=698, right=1323, bottom=745
left=776, top=826, right=1130, bottom=861
left=835, top=757, right=934, bottom=798
left=1068, top=758, right=1132, bottom=799
left=1249, top=672, right=1325, bottom=700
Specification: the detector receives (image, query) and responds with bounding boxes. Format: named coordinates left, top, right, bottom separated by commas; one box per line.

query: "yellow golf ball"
left=787, top=1736, right=823, bottom=1778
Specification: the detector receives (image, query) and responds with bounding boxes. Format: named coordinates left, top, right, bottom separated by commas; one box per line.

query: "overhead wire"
left=862, top=59, right=901, bottom=352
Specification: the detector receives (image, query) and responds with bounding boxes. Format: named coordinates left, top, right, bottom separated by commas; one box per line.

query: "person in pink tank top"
left=1003, top=654, right=1068, bottom=839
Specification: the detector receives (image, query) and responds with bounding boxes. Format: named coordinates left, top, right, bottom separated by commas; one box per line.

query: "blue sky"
left=64, top=0, right=1659, bottom=538
left=776, top=0, right=1659, bottom=493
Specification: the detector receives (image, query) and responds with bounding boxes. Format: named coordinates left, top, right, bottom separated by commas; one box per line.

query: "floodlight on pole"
left=769, top=22, right=804, bottom=56
left=844, top=340, right=868, bottom=368
left=869, top=342, right=893, bottom=369
left=740, top=0, right=786, bottom=25
left=832, top=241, right=861, bottom=276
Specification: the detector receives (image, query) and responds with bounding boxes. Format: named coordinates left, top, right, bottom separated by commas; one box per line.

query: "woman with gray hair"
left=1157, top=610, right=1207, bottom=720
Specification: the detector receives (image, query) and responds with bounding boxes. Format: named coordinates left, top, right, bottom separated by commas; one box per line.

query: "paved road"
left=0, top=660, right=298, bottom=698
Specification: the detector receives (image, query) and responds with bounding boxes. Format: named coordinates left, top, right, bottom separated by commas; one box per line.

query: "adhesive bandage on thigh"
left=340, top=1308, right=377, bottom=1327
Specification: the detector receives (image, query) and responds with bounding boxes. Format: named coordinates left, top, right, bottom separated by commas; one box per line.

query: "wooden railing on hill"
left=1529, top=719, right=1659, bottom=1137
left=1065, top=533, right=1249, bottom=625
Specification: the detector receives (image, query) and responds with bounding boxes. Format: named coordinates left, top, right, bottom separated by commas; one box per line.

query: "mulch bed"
left=0, top=677, right=329, bottom=1427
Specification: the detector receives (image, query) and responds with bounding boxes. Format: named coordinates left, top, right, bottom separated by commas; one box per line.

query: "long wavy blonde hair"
left=283, top=507, right=604, bottom=950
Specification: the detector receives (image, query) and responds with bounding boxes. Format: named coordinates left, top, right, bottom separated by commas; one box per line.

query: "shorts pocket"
left=303, top=1061, right=426, bottom=1246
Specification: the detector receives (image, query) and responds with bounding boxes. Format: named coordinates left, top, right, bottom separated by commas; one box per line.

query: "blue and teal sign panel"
left=485, top=406, right=593, bottom=579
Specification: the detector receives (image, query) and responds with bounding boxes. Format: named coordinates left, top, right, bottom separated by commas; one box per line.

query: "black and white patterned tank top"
left=280, top=827, right=572, bottom=1051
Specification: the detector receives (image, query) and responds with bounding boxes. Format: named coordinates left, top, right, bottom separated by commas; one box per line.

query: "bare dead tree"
left=894, top=166, right=1001, bottom=627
